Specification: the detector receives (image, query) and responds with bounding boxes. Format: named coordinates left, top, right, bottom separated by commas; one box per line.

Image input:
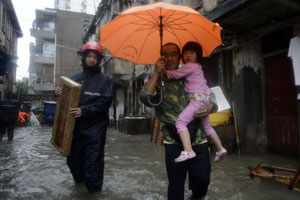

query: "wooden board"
left=51, top=76, right=81, bottom=156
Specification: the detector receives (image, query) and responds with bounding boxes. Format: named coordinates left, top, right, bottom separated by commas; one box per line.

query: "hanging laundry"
left=288, top=36, right=300, bottom=85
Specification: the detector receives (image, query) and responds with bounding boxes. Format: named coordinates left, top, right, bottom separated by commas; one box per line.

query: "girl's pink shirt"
left=165, top=63, right=211, bottom=95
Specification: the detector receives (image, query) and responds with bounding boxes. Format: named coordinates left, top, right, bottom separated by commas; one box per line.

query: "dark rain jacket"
left=71, top=70, right=113, bottom=133
left=0, top=98, right=19, bottom=125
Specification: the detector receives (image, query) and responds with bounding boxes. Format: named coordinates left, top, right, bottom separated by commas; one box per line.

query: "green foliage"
left=16, top=80, right=28, bottom=94
left=96, top=29, right=100, bottom=42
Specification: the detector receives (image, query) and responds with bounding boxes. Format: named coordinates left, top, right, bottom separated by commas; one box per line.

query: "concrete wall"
left=55, top=10, right=94, bottom=86
left=230, top=39, right=266, bottom=152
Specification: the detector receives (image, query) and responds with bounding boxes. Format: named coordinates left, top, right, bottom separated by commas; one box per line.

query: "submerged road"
left=0, top=126, right=299, bottom=200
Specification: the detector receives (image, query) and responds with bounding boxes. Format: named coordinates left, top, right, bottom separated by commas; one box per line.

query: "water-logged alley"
left=0, top=126, right=299, bottom=200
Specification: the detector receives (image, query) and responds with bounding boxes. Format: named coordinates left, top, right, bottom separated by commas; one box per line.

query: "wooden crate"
left=51, top=76, right=81, bottom=156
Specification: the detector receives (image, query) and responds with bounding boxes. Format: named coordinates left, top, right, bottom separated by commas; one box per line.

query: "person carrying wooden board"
left=55, top=41, right=113, bottom=194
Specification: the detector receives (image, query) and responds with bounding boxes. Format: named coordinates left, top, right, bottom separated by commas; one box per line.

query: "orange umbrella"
left=100, top=2, right=222, bottom=65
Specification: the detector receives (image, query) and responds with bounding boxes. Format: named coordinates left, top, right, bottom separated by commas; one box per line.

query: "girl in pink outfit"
left=164, top=41, right=227, bottom=163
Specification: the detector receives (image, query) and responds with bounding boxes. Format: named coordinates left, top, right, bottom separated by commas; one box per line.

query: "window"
left=81, top=3, right=87, bottom=13
left=54, top=0, right=59, bottom=9
left=172, top=0, right=185, bottom=5
left=66, top=0, right=71, bottom=10
left=43, top=22, right=55, bottom=31
left=43, top=43, right=55, bottom=56
left=2, top=7, right=6, bottom=31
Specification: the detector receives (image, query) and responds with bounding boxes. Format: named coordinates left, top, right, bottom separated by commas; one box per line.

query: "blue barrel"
left=43, top=101, right=57, bottom=124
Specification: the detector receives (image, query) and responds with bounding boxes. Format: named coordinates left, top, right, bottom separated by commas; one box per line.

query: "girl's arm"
left=165, top=63, right=196, bottom=80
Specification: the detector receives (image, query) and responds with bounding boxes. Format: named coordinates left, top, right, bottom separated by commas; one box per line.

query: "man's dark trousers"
left=0, top=123, right=15, bottom=142
left=165, top=143, right=211, bottom=200
left=67, top=126, right=107, bottom=193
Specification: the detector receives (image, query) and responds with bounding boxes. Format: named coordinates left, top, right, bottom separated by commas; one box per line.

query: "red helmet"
left=82, top=41, right=104, bottom=56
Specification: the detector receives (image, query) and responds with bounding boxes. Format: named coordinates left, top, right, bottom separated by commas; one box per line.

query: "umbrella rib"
left=166, top=20, right=191, bottom=28
left=163, top=24, right=210, bottom=56
left=113, top=25, right=151, bottom=63
left=146, top=10, right=160, bottom=27
left=130, top=11, right=163, bottom=33
left=168, top=19, right=222, bottom=45
left=133, top=14, right=158, bottom=27
left=163, top=27, right=184, bottom=48
left=135, top=26, right=159, bottom=63
left=129, top=13, right=160, bottom=33
left=162, top=10, right=184, bottom=30
left=165, top=13, right=222, bottom=44
left=136, top=25, right=158, bottom=32
left=113, top=23, right=158, bottom=63
left=136, top=25, right=158, bottom=36
left=163, top=10, right=184, bottom=25
left=164, top=14, right=201, bottom=30
left=164, top=22, right=220, bottom=56
left=131, top=21, right=156, bottom=26
left=162, top=11, right=197, bottom=28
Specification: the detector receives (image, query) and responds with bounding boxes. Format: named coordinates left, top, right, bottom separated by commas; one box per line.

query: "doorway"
left=264, top=53, right=299, bottom=157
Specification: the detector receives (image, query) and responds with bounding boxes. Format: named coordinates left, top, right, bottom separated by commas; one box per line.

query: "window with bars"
left=0, top=2, right=2, bottom=29
left=54, top=0, right=59, bottom=9
left=43, top=43, right=55, bottom=57
left=2, top=6, right=6, bottom=32
left=66, top=0, right=71, bottom=10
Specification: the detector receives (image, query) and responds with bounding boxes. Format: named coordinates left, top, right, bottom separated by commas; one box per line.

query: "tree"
left=16, top=80, right=28, bottom=95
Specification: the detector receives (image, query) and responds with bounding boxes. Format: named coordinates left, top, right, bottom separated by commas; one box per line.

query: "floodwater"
left=0, top=126, right=299, bottom=200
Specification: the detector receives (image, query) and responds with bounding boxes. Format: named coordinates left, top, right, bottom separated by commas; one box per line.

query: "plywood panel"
left=51, top=76, right=81, bottom=156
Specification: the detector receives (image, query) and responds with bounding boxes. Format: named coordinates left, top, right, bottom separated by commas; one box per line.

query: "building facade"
left=0, top=0, right=23, bottom=99
left=29, top=8, right=94, bottom=94
left=29, top=9, right=56, bottom=94
left=54, top=0, right=101, bottom=15
left=198, top=0, right=300, bottom=157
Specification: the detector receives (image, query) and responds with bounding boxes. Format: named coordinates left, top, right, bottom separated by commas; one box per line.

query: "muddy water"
left=0, top=127, right=299, bottom=200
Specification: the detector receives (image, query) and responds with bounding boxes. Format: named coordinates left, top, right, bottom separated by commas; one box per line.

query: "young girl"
left=164, top=41, right=227, bottom=163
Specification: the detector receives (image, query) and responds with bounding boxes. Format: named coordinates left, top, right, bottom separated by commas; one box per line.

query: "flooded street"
left=0, top=126, right=299, bottom=200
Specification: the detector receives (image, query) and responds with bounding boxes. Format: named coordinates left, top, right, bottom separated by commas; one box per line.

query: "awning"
left=205, top=0, right=300, bottom=34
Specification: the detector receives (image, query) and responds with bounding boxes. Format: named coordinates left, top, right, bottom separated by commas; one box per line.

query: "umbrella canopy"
left=99, top=2, right=222, bottom=65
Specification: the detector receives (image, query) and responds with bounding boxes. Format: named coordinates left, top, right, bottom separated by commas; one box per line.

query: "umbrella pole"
left=147, top=16, right=164, bottom=107
left=159, top=16, right=163, bottom=55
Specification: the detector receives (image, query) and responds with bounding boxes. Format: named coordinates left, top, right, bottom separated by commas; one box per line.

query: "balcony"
left=30, top=28, right=55, bottom=39
left=32, top=82, right=54, bottom=92
left=31, top=54, right=54, bottom=65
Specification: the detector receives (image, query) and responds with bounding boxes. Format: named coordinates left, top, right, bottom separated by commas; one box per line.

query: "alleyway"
left=0, top=126, right=299, bottom=200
